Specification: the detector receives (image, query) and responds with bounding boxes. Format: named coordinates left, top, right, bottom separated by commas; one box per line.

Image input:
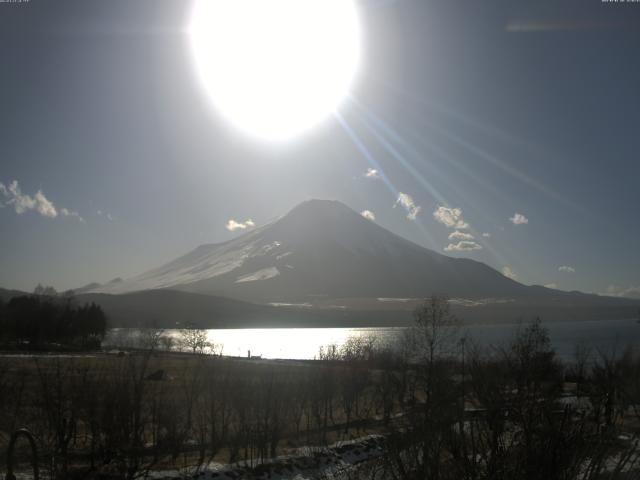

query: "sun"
left=188, top=0, right=361, bottom=141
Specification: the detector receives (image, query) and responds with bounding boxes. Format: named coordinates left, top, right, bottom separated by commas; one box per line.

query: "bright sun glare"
left=189, top=0, right=361, bottom=141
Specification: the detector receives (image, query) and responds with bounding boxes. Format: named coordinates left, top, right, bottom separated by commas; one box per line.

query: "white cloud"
left=544, top=283, right=558, bottom=289
left=394, top=193, right=421, bottom=220
left=0, top=180, right=57, bottom=218
left=226, top=218, right=255, bottom=231
left=34, top=190, right=57, bottom=218
left=361, top=210, right=376, bottom=221
left=482, top=232, right=491, bottom=238
left=509, top=212, right=528, bottom=225
left=364, top=168, right=380, bottom=179
left=2, top=180, right=35, bottom=214
left=502, top=266, right=518, bottom=280
left=603, top=285, right=640, bottom=299
left=444, top=241, right=482, bottom=252
left=558, top=265, right=575, bottom=273
left=61, top=208, right=84, bottom=222
left=97, top=210, right=114, bottom=221
left=433, top=206, right=469, bottom=229
left=448, top=230, right=474, bottom=241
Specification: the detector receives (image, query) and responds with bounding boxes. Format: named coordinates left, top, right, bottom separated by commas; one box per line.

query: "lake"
left=104, top=318, right=640, bottom=362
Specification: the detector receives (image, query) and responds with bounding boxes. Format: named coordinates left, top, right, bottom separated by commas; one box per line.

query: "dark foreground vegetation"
left=0, top=296, right=639, bottom=479
left=0, top=287, right=107, bottom=350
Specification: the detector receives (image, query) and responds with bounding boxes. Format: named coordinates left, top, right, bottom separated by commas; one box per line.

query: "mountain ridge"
left=81, top=199, right=628, bottom=312
left=86, top=199, right=526, bottom=301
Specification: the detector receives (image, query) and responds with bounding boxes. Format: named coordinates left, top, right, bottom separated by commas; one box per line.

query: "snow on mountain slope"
left=91, top=226, right=283, bottom=293
left=236, top=267, right=280, bottom=283
left=89, top=199, right=531, bottom=301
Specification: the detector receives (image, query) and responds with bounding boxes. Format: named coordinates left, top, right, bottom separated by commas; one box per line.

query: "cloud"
left=34, top=191, right=57, bottom=217
left=482, top=232, right=491, bottom=238
left=97, top=210, right=115, bottom=221
left=509, top=212, right=529, bottom=225
left=60, top=208, right=84, bottom=222
left=360, top=210, right=376, bottom=221
left=433, top=206, right=469, bottom=229
left=603, top=285, right=640, bottom=299
left=544, top=283, right=558, bottom=289
left=226, top=218, right=255, bottom=231
left=448, top=230, right=474, bottom=241
left=394, top=193, right=421, bottom=220
left=364, top=168, right=380, bottom=179
left=444, top=241, right=482, bottom=252
left=0, top=180, right=57, bottom=218
left=502, top=266, right=518, bottom=280
left=558, top=265, right=575, bottom=273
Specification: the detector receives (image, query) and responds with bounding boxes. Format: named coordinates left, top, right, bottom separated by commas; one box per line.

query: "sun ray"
left=335, top=111, right=440, bottom=250
left=347, top=98, right=514, bottom=268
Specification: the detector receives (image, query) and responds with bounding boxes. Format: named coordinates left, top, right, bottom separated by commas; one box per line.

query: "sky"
left=1, top=0, right=639, bottom=297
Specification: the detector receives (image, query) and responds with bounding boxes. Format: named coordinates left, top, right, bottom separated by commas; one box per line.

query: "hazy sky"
left=1, top=0, right=639, bottom=297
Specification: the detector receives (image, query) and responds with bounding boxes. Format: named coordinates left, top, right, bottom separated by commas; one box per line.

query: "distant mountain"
left=70, top=290, right=640, bottom=328
left=86, top=200, right=638, bottom=312
left=73, top=282, right=102, bottom=294
left=3, top=200, right=637, bottom=326
left=3, top=285, right=636, bottom=329
left=0, top=287, right=28, bottom=302
left=74, top=289, right=422, bottom=328
left=74, top=278, right=123, bottom=295
left=88, top=200, right=528, bottom=301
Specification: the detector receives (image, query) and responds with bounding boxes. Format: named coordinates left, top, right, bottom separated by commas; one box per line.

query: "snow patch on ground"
left=449, top=297, right=516, bottom=307
left=146, top=435, right=386, bottom=480
left=269, top=302, right=312, bottom=308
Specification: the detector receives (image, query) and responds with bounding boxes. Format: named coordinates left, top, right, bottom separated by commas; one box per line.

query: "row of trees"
left=0, top=352, right=393, bottom=478
left=363, top=296, right=640, bottom=480
left=0, top=295, right=639, bottom=479
left=0, top=291, right=107, bottom=349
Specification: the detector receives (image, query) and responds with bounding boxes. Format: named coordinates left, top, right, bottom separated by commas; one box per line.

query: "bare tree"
left=411, top=294, right=459, bottom=367
left=180, top=326, right=210, bottom=354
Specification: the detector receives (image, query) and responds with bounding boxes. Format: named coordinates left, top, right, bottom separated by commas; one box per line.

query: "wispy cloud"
left=558, top=265, right=575, bottom=273
left=603, top=285, right=640, bottom=299
left=444, top=240, right=482, bottom=252
left=361, top=210, right=376, bottom=221
left=509, top=212, right=529, bottom=225
left=394, top=193, right=421, bottom=220
left=0, top=180, right=57, bottom=218
left=97, top=210, right=115, bottom=221
left=544, top=283, right=558, bottom=289
left=1, top=180, right=84, bottom=222
left=502, top=266, right=518, bottom=280
left=433, top=206, right=469, bottom=229
left=226, top=218, right=255, bottom=231
left=364, top=168, right=380, bottom=179
left=61, top=208, right=84, bottom=222
left=482, top=232, right=491, bottom=238
left=448, top=230, right=474, bottom=241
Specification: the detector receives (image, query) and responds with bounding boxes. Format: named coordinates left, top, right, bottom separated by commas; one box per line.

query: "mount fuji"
left=88, top=199, right=536, bottom=302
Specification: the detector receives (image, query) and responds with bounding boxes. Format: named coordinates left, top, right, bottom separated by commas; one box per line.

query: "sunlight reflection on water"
left=105, top=318, right=640, bottom=362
